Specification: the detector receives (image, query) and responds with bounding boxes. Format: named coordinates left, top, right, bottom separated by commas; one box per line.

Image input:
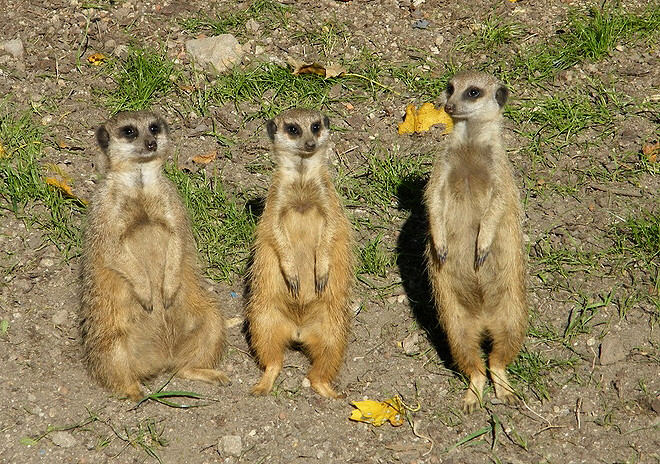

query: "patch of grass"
left=180, top=0, right=289, bottom=37
left=165, top=165, right=255, bottom=282
left=105, top=46, right=177, bottom=113
left=387, top=63, right=452, bottom=99
left=455, top=16, right=525, bottom=53
left=512, top=4, right=660, bottom=82
left=293, top=19, right=350, bottom=57
left=204, top=62, right=340, bottom=121
left=359, top=234, right=395, bottom=277
left=340, top=151, right=430, bottom=208
left=0, top=104, right=82, bottom=256
left=612, top=209, right=660, bottom=322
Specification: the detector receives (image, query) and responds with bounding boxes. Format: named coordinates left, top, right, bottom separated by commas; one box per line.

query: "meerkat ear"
left=96, top=125, right=110, bottom=152
left=266, top=119, right=277, bottom=140
left=495, top=85, right=509, bottom=108
left=323, top=116, right=330, bottom=129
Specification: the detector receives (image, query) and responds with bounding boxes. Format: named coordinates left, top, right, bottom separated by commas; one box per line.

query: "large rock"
left=185, top=34, right=243, bottom=74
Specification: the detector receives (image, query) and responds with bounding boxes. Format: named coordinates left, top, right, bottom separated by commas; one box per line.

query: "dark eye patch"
left=310, top=121, right=322, bottom=134
left=286, top=124, right=301, bottom=137
left=464, top=87, right=482, bottom=99
left=446, top=83, right=454, bottom=96
left=149, top=123, right=161, bottom=135
left=120, top=125, right=138, bottom=140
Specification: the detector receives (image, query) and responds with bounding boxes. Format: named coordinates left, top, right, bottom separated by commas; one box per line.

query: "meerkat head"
left=95, top=111, right=171, bottom=172
left=443, top=71, right=508, bottom=123
left=266, top=108, right=330, bottom=159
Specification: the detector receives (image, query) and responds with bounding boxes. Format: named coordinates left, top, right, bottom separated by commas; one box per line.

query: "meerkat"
left=424, top=71, right=527, bottom=412
left=246, top=108, right=354, bottom=398
left=80, top=110, right=229, bottom=401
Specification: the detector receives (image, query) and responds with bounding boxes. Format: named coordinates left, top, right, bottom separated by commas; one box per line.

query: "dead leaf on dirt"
left=44, top=177, right=87, bottom=205
left=398, top=103, right=453, bottom=134
left=288, top=57, right=347, bottom=79
left=191, top=151, right=217, bottom=165
left=642, top=141, right=659, bottom=163
left=87, top=52, right=107, bottom=66
left=0, top=141, right=7, bottom=158
left=349, top=396, right=405, bottom=427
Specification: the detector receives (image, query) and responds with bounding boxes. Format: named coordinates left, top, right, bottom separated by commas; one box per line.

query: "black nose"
left=444, top=103, right=454, bottom=114
left=145, top=138, right=157, bottom=151
left=305, top=141, right=316, bottom=151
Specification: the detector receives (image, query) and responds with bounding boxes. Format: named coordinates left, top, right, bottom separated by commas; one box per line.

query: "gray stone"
left=599, top=336, right=628, bottom=365
left=2, top=39, right=24, bottom=58
left=51, top=309, right=69, bottom=326
left=185, top=35, right=243, bottom=74
left=50, top=431, right=76, bottom=448
left=220, top=435, right=242, bottom=457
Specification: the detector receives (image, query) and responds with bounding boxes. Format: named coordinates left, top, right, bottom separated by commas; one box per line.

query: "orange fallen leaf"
left=192, top=151, right=217, bottom=164
left=642, top=141, right=659, bottom=163
left=398, top=103, right=453, bottom=134
left=349, top=396, right=405, bottom=427
left=87, top=52, right=107, bottom=66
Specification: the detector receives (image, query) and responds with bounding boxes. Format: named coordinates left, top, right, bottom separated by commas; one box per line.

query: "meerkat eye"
left=286, top=124, right=300, bottom=136
left=310, top=122, right=321, bottom=134
left=465, top=87, right=482, bottom=99
left=149, top=123, right=161, bottom=135
left=121, top=125, right=138, bottom=139
left=446, top=83, right=454, bottom=95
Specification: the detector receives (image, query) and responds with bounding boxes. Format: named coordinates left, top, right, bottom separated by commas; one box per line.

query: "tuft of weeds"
left=359, top=234, right=395, bottom=277
left=116, top=418, right=168, bottom=464
left=0, top=104, right=83, bottom=257
left=105, top=46, right=178, bottom=113
left=164, top=164, right=255, bottom=282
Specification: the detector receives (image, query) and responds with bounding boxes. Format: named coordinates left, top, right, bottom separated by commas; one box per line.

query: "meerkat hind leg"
left=302, top=327, right=345, bottom=399
left=440, top=297, right=488, bottom=412
left=250, top=318, right=292, bottom=396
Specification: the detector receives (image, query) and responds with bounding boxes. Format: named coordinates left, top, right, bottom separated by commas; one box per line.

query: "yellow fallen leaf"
left=349, top=396, right=405, bottom=427
left=398, top=103, right=453, bottom=135
left=45, top=177, right=74, bottom=196
left=87, top=52, right=107, bottom=66
left=0, top=141, right=7, bottom=158
left=44, top=173, right=88, bottom=205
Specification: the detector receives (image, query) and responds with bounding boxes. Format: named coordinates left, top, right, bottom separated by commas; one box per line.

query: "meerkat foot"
left=491, top=367, right=520, bottom=406
left=250, top=365, right=281, bottom=396
left=462, top=373, right=487, bottom=413
left=123, top=384, right=146, bottom=402
left=435, top=245, right=448, bottom=264
left=309, top=379, right=342, bottom=399
left=177, top=368, right=230, bottom=386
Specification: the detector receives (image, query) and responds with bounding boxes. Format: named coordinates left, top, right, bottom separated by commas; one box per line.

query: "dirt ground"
left=1, top=0, right=659, bottom=463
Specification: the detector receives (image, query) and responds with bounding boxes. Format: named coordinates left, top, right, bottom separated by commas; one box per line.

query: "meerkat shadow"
left=395, top=175, right=452, bottom=365
left=241, top=196, right=265, bottom=343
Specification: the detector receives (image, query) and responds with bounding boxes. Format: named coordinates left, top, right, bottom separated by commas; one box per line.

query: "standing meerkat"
left=80, top=111, right=229, bottom=401
left=424, top=71, right=527, bottom=412
left=246, top=108, right=353, bottom=398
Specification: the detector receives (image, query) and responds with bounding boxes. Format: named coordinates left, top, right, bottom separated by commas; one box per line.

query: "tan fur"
left=80, top=111, right=228, bottom=401
left=247, top=108, right=353, bottom=398
left=424, top=72, right=527, bottom=412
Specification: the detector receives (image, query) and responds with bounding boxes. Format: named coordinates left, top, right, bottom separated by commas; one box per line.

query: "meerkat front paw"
left=434, top=244, right=448, bottom=264
left=475, top=247, right=490, bottom=268
left=284, top=274, right=300, bottom=297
